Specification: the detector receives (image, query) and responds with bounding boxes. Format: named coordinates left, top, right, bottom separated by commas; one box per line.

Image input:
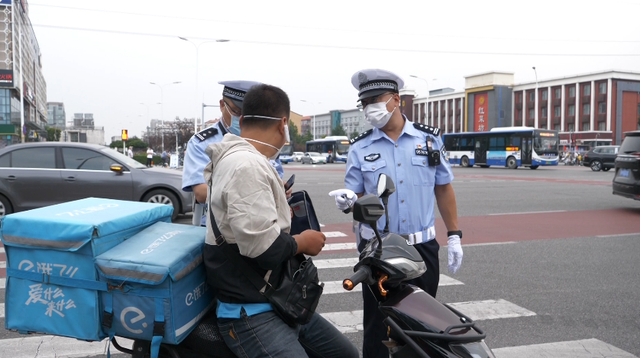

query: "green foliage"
left=331, top=124, right=347, bottom=137
left=349, top=130, right=360, bottom=140
left=46, top=127, right=61, bottom=142
left=109, top=136, right=148, bottom=149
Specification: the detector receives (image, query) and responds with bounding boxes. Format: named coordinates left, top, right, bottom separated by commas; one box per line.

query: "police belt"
left=399, top=226, right=436, bottom=245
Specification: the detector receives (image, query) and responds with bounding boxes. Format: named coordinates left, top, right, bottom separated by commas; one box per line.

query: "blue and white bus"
left=443, top=127, right=559, bottom=169
left=305, top=136, right=350, bottom=163
left=279, top=142, right=295, bottom=163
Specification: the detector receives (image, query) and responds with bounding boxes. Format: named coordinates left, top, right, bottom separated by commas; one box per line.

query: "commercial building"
left=0, top=0, right=47, bottom=145
left=46, top=102, right=65, bottom=129
left=411, top=70, right=640, bottom=146
left=62, top=113, right=105, bottom=145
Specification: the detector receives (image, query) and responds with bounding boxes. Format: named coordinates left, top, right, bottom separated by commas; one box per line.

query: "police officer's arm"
left=434, top=184, right=459, bottom=232
left=182, top=137, right=213, bottom=203
left=193, top=184, right=208, bottom=204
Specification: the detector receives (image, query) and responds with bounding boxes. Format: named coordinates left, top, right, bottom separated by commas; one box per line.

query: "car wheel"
left=142, top=189, right=180, bottom=221
left=0, top=194, right=13, bottom=218
left=507, top=156, right=517, bottom=169
left=461, top=156, right=470, bottom=167
left=590, top=161, right=602, bottom=171
left=603, top=167, right=611, bottom=172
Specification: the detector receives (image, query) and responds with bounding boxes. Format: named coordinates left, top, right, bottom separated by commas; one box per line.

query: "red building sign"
left=474, top=92, right=488, bottom=132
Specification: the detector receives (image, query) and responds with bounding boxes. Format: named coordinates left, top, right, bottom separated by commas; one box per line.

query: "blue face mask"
left=224, top=105, right=241, bottom=135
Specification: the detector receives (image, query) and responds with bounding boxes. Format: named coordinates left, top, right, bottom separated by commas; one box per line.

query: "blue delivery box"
left=0, top=198, right=173, bottom=341
left=95, top=222, right=213, bottom=347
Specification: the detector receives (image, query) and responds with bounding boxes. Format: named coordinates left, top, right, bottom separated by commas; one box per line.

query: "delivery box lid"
left=95, top=222, right=206, bottom=285
left=0, top=198, right=173, bottom=251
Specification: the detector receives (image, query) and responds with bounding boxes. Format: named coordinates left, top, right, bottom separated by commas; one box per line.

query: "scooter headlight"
left=383, top=257, right=426, bottom=280
left=450, top=341, right=496, bottom=358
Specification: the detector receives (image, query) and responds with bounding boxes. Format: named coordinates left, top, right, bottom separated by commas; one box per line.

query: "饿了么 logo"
left=140, top=230, right=183, bottom=254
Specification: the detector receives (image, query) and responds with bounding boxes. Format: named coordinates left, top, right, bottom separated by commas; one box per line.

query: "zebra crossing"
left=0, top=233, right=638, bottom=358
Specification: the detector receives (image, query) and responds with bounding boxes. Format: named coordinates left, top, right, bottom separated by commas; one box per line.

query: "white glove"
left=328, top=189, right=357, bottom=211
left=447, top=235, right=463, bottom=274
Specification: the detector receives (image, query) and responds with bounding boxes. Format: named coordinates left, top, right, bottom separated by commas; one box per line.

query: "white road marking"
left=0, top=335, right=134, bottom=358
left=488, top=210, right=567, bottom=216
left=463, top=242, right=517, bottom=247
left=0, top=260, right=5, bottom=269
left=323, top=231, right=348, bottom=238
left=596, top=233, right=640, bottom=238
left=323, top=242, right=357, bottom=251
left=0, top=247, right=4, bottom=254
left=447, top=299, right=536, bottom=321
left=314, top=257, right=359, bottom=269
left=321, top=275, right=463, bottom=295
left=493, top=338, right=637, bottom=358
left=0, top=277, right=5, bottom=290
left=0, top=303, right=3, bottom=319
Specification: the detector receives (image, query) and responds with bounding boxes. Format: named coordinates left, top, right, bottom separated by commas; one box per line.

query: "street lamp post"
left=139, top=103, right=150, bottom=139
left=300, top=100, right=320, bottom=140
left=150, top=81, right=181, bottom=152
left=532, top=67, right=538, bottom=128
left=410, top=75, right=436, bottom=125
left=178, top=37, right=230, bottom=134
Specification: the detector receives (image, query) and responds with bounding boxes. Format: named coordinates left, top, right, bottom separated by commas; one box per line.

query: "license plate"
left=619, top=169, right=629, bottom=177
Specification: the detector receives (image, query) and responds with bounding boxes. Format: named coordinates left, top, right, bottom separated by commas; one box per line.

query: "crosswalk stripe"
left=447, top=299, right=536, bottom=321
left=315, top=257, right=359, bottom=269
left=0, top=247, right=5, bottom=254
left=323, top=243, right=357, bottom=251
left=0, top=260, right=5, bottom=269
left=492, top=338, right=637, bottom=358
left=0, top=303, right=3, bottom=319
left=322, top=275, right=464, bottom=295
left=0, top=277, right=5, bottom=290
left=323, top=231, right=348, bottom=238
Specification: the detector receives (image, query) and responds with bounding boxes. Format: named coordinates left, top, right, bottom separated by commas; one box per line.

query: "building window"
left=568, top=105, right=575, bottom=116
left=554, top=106, right=561, bottom=117
left=583, top=104, right=590, bottom=115
left=568, top=123, right=575, bottom=132
left=583, top=84, right=591, bottom=96
left=541, top=90, right=548, bottom=100
left=599, top=82, right=607, bottom=94
left=554, top=88, right=561, bottom=99
left=598, top=102, right=606, bottom=114
left=528, top=108, right=534, bottom=119
left=554, top=124, right=560, bottom=131
left=569, top=86, right=576, bottom=97
left=541, top=108, right=547, bottom=118
left=517, top=93, right=522, bottom=102
left=582, top=122, right=590, bottom=131
left=598, top=122, right=606, bottom=131
left=529, top=92, right=534, bottom=102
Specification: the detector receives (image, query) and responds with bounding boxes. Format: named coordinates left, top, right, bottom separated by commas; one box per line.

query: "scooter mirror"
left=352, top=194, right=385, bottom=226
left=376, top=173, right=396, bottom=200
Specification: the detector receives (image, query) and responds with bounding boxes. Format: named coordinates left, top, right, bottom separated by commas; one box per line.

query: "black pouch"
left=263, top=254, right=324, bottom=327
left=289, top=190, right=321, bottom=235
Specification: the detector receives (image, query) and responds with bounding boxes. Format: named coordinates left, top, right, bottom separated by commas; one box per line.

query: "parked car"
left=612, top=130, right=640, bottom=200
left=582, top=145, right=620, bottom=171
left=0, top=142, right=192, bottom=220
left=301, top=152, right=327, bottom=164
left=292, top=152, right=304, bottom=162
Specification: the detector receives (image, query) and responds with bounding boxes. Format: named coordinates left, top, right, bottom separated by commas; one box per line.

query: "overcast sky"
left=28, top=0, right=640, bottom=142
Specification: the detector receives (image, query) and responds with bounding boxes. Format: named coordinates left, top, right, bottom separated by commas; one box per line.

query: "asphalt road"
left=1, top=162, right=639, bottom=357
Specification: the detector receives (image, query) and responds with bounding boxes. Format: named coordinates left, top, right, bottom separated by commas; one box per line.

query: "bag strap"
left=208, top=207, right=272, bottom=295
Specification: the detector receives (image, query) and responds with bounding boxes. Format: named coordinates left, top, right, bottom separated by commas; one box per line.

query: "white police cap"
left=218, top=80, right=263, bottom=108
left=351, top=69, right=404, bottom=101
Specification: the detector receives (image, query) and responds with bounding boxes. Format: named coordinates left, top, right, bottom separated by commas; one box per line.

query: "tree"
left=331, top=124, right=347, bottom=137
left=45, top=127, right=61, bottom=142
left=288, top=121, right=300, bottom=145
left=349, top=130, right=359, bottom=140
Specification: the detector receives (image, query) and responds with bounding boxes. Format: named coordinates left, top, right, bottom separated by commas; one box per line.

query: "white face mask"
left=243, top=115, right=289, bottom=160
left=364, top=96, right=396, bottom=129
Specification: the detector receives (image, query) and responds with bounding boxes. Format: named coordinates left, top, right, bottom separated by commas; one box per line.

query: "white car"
left=292, top=152, right=304, bottom=162
left=301, top=152, right=327, bottom=164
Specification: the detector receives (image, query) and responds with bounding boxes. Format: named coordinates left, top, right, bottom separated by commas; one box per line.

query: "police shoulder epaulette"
left=350, top=129, right=373, bottom=144
left=194, top=127, right=219, bottom=142
left=413, top=122, right=441, bottom=136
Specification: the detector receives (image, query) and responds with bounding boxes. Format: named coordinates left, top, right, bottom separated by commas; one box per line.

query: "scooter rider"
left=182, top=80, right=285, bottom=226
left=329, top=68, right=464, bottom=358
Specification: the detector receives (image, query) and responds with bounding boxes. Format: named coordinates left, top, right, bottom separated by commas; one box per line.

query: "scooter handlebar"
left=343, top=266, right=372, bottom=290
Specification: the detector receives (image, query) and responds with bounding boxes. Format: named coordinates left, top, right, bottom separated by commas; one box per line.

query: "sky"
left=27, top=0, right=640, bottom=142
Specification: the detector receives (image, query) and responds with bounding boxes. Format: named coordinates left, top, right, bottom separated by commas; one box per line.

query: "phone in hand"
left=284, top=174, right=295, bottom=190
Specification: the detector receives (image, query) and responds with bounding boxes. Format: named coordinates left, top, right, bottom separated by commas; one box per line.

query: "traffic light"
left=121, top=129, right=128, bottom=141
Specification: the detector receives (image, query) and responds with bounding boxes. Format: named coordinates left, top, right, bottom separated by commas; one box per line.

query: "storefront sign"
left=474, top=92, right=488, bottom=132
left=0, top=69, right=13, bottom=87
left=0, top=0, right=12, bottom=5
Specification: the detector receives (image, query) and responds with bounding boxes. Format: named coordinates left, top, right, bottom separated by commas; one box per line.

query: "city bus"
left=443, top=127, right=559, bottom=169
left=279, top=142, right=295, bottom=163
left=305, top=136, right=350, bottom=163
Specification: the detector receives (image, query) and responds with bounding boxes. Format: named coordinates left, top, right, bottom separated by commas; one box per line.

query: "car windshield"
left=619, top=135, right=640, bottom=154
left=100, top=147, right=146, bottom=169
left=309, top=152, right=322, bottom=157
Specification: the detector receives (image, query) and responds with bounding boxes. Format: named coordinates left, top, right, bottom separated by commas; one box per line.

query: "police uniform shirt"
left=183, top=121, right=285, bottom=193
left=345, top=119, right=454, bottom=237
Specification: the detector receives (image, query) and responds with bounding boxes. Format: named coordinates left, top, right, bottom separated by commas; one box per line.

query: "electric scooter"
left=343, top=173, right=496, bottom=358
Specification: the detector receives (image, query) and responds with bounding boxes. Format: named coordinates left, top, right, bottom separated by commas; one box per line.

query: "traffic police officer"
left=329, top=68, right=464, bottom=358
left=183, top=80, right=285, bottom=225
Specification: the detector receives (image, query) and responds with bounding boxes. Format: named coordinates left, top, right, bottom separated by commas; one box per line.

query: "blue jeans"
left=218, top=309, right=359, bottom=358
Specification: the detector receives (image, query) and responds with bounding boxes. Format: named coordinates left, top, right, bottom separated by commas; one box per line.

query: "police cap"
left=351, top=69, right=404, bottom=101
left=218, top=80, right=263, bottom=108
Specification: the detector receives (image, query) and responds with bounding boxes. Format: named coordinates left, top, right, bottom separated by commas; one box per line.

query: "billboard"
left=474, top=92, right=488, bottom=132
left=0, top=69, right=13, bottom=87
